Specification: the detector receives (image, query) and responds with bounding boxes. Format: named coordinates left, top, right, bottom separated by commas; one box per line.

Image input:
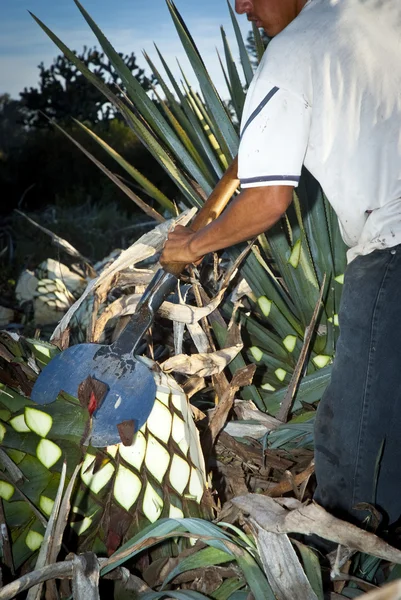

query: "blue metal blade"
left=31, top=344, right=157, bottom=447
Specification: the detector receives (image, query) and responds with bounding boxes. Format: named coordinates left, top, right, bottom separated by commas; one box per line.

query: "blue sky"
left=0, top=0, right=251, bottom=100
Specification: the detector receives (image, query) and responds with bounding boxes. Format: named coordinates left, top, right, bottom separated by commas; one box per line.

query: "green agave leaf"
left=102, top=519, right=186, bottom=574
left=211, top=578, right=245, bottom=600
left=153, top=44, right=224, bottom=180
left=293, top=541, right=324, bottom=600
left=162, top=546, right=234, bottom=588
left=183, top=82, right=228, bottom=170
left=236, top=552, right=276, bottom=600
left=145, top=63, right=209, bottom=178
left=208, top=313, right=265, bottom=409
left=235, top=250, right=302, bottom=334
left=221, top=27, right=246, bottom=122
left=217, top=50, right=234, bottom=107
left=151, top=89, right=212, bottom=182
left=73, top=0, right=214, bottom=198
left=242, top=313, right=291, bottom=361
left=227, top=0, right=254, bottom=86
left=296, top=171, right=334, bottom=290
left=251, top=23, right=266, bottom=64
left=29, top=12, right=203, bottom=208
left=267, top=364, right=331, bottom=408
left=166, top=0, right=238, bottom=159
left=75, top=120, right=175, bottom=215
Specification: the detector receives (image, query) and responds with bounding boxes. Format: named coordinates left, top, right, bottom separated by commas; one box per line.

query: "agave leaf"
left=183, top=82, right=228, bottom=170
left=251, top=23, right=266, bottom=64
left=235, top=551, right=276, bottom=600
left=154, top=45, right=224, bottom=180
left=75, top=120, right=175, bottom=215
left=293, top=540, right=324, bottom=600
left=151, top=88, right=213, bottom=182
left=144, top=50, right=218, bottom=180
left=26, top=461, right=67, bottom=600
left=162, top=546, right=235, bottom=588
left=166, top=0, right=238, bottom=159
left=227, top=1, right=254, bottom=86
left=221, top=27, right=246, bottom=121
left=212, top=578, right=246, bottom=600
left=73, top=0, right=214, bottom=198
left=265, top=365, right=331, bottom=413
left=217, top=49, right=234, bottom=102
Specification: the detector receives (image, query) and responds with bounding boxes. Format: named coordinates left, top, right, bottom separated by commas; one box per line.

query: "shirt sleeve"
left=238, top=81, right=311, bottom=189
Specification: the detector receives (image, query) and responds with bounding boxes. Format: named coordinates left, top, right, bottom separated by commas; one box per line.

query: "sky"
left=0, top=0, right=251, bottom=101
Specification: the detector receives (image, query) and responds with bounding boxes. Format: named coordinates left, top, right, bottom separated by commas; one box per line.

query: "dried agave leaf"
left=251, top=522, right=319, bottom=600
left=173, top=284, right=191, bottom=356
left=51, top=209, right=196, bottom=342
left=232, top=494, right=401, bottom=564
left=159, top=288, right=226, bottom=324
left=187, top=322, right=210, bottom=353
left=358, top=581, right=401, bottom=599
left=15, top=210, right=88, bottom=262
left=161, top=344, right=243, bottom=377
left=93, top=284, right=227, bottom=342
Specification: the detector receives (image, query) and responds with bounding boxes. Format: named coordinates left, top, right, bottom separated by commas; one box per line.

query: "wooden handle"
left=165, top=156, right=239, bottom=277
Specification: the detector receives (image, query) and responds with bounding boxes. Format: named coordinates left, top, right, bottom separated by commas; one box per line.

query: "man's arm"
left=160, top=184, right=293, bottom=266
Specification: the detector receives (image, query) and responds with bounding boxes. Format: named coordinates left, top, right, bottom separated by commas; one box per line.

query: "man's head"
left=235, top=0, right=308, bottom=37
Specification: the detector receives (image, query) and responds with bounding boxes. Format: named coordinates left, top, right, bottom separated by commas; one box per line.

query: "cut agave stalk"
left=335, top=274, right=345, bottom=284
left=113, top=465, right=141, bottom=511
left=0, top=480, right=14, bottom=501
left=283, top=335, right=297, bottom=353
left=250, top=347, right=263, bottom=362
left=328, top=314, right=339, bottom=327
left=313, top=355, right=331, bottom=369
left=288, top=239, right=302, bottom=268
left=81, top=454, right=115, bottom=494
left=25, top=407, right=53, bottom=438
left=0, top=423, right=6, bottom=442
left=9, top=414, right=30, bottom=433
left=275, top=368, right=287, bottom=382
left=39, top=495, right=55, bottom=516
left=26, top=530, right=44, bottom=551
left=36, top=439, right=62, bottom=469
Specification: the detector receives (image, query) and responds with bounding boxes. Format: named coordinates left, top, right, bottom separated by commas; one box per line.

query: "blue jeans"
left=314, top=245, right=401, bottom=527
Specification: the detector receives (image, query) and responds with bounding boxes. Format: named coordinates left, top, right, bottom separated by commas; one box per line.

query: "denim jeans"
left=314, top=245, right=401, bottom=527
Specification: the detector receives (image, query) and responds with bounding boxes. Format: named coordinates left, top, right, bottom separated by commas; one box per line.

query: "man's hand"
left=160, top=185, right=293, bottom=269
left=160, top=225, right=204, bottom=267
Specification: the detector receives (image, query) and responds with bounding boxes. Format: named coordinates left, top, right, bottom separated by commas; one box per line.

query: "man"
left=161, top=0, right=401, bottom=530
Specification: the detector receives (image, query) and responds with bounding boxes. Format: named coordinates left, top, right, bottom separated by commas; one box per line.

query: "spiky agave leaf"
left=0, top=334, right=211, bottom=569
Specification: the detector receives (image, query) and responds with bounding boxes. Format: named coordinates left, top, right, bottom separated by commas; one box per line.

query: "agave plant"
left=27, top=0, right=347, bottom=418
left=0, top=330, right=211, bottom=571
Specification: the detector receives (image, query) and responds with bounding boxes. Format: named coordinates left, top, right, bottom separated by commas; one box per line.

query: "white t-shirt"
left=238, top=0, right=401, bottom=262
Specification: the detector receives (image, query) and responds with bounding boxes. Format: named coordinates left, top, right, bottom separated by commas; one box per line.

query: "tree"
left=0, top=94, right=27, bottom=156
left=20, top=47, right=155, bottom=127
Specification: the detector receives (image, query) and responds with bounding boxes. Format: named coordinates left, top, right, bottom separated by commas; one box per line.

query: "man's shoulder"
left=267, top=0, right=333, bottom=60
left=258, top=0, right=336, bottom=96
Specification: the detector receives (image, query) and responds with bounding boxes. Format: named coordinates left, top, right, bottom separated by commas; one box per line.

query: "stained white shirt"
left=238, top=0, right=401, bottom=262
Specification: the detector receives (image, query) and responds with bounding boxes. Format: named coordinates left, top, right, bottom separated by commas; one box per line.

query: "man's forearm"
left=189, top=185, right=293, bottom=257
